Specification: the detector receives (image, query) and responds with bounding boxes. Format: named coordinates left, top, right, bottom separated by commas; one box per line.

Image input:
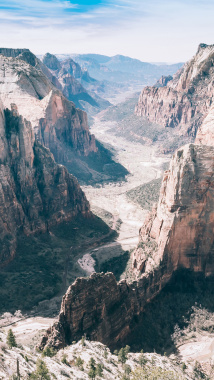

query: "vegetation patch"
left=126, top=178, right=162, bottom=210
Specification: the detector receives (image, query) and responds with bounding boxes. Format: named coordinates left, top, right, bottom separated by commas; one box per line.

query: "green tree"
left=88, top=357, right=96, bottom=379
left=181, top=362, right=187, bottom=372
left=124, top=364, right=131, bottom=375
left=81, top=336, right=86, bottom=346
left=61, top=353, right=69, bottom=365
left=30, top=359, right=50, bottom=379
left=42, top=347, right=56, bottom=357
left=104, top=348, right=108, bottom=359
left=6, top=329, right=17, bottom=348
left=96, top=363, right=103, bottom=377
left=139, top=353, right=147, bottom=367
left=76, top=356, right=84, bottom=367
left=124, top=345, right=130, bottom=355
left=118, top=348, right=127, bottom=366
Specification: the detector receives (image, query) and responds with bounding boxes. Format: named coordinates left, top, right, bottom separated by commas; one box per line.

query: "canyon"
left=40, top=45, right=214, bottom=360
left=0, top=44, right=214, bottom=378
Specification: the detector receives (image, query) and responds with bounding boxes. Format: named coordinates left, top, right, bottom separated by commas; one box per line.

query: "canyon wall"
left=0, top=101, right=91, bottom=267
left=135, top=43, right=214, bottom=136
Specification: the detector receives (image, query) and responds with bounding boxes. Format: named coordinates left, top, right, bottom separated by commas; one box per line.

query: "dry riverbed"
left=78, top=109, right=170, bottom=275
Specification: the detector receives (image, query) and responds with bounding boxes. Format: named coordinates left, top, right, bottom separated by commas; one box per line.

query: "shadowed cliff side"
left=0, top=101, right=91, bottom=267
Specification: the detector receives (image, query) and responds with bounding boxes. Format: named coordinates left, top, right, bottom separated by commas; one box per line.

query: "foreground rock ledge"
left=39, top=269, right=171, bottom=350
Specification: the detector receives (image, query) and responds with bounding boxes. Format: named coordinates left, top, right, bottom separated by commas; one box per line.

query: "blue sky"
left=0, top=0, right=214, bottom=62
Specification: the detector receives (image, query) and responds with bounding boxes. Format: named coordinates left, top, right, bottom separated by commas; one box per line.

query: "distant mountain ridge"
left=58, top=53, right=183, bottom=85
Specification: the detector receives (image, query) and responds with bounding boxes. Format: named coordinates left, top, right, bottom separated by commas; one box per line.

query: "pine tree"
left=32, top=359, right=50, bottom=379
left=6, top=329, right=17, bottom=348
left=96, top=363, right=103, bottom=377
left=118, top=347, right=127, bottom=365
left=88, top=357, right=96, bottom=379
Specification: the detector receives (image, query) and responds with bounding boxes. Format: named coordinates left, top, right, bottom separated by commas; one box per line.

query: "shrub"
left=61, top=353, right=69, bottom=365
left=42, top=347, right=56, bottom=358
left=118, top=348, right=127, bottom=365
left=76, top=356, right=84, bottom=367
left=81, top=336, right=86, bottom=346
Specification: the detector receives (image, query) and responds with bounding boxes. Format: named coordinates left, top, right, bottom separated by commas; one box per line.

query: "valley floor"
left=78, top=107, right=169, bottom=275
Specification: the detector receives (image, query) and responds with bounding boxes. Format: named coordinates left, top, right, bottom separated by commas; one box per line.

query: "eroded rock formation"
left=0, top=101, right=90, bottom=266
left=135, top=43, right=214, bottom=136
left=39, top=268, right=171, bottom=350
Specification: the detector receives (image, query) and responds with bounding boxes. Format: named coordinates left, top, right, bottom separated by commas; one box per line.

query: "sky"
left=0, top=0, right=214, bottom=62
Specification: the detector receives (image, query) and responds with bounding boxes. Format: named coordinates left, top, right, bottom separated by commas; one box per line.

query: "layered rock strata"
left=0, top=102, right=90, bottom=266
left=135, top=43, right=214, bottom=136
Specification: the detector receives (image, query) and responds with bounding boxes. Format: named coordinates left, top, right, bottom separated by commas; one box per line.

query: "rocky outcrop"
left=154, top=75, right=173, bottom=87
left=39, top=268, right=171, bottom=350
left=135, top=43, right=214, bottom=136
left=0, top=102, right=90, bottom=266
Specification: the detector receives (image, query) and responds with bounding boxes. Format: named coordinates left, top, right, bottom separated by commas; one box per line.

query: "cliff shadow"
left=124, top=270, right=214, bottom=355
left=93, top=248, right=130, bottom=282
left=60, top=139, right=129, bottom=185
left=0, top=214, right=117, bottom=315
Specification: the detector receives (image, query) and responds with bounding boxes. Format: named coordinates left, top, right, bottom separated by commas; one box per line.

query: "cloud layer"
left=0, top=0, right=213, bottom=61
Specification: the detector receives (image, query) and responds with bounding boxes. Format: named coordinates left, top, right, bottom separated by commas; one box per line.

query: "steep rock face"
left=135, top=43, right=214, bottom=136
left=39, top=269, right=171, bottom=350
left=133, top=143, right=214, bottom=277
left=195, top=104, right=214, bottom=146
left=0, top=102, right=90, bottom=266
left=0, top=53, right=97, bottom=162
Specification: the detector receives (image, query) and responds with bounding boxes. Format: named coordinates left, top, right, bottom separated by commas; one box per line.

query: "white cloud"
left=0, top=0, right=213, bottom=62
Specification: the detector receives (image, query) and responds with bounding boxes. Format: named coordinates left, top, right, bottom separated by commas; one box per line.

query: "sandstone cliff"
left=0, top=101, right=90, bottom=267
left=133, top=143, right=214, bottom=277
left=135, top=43, right=214, bottom=136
